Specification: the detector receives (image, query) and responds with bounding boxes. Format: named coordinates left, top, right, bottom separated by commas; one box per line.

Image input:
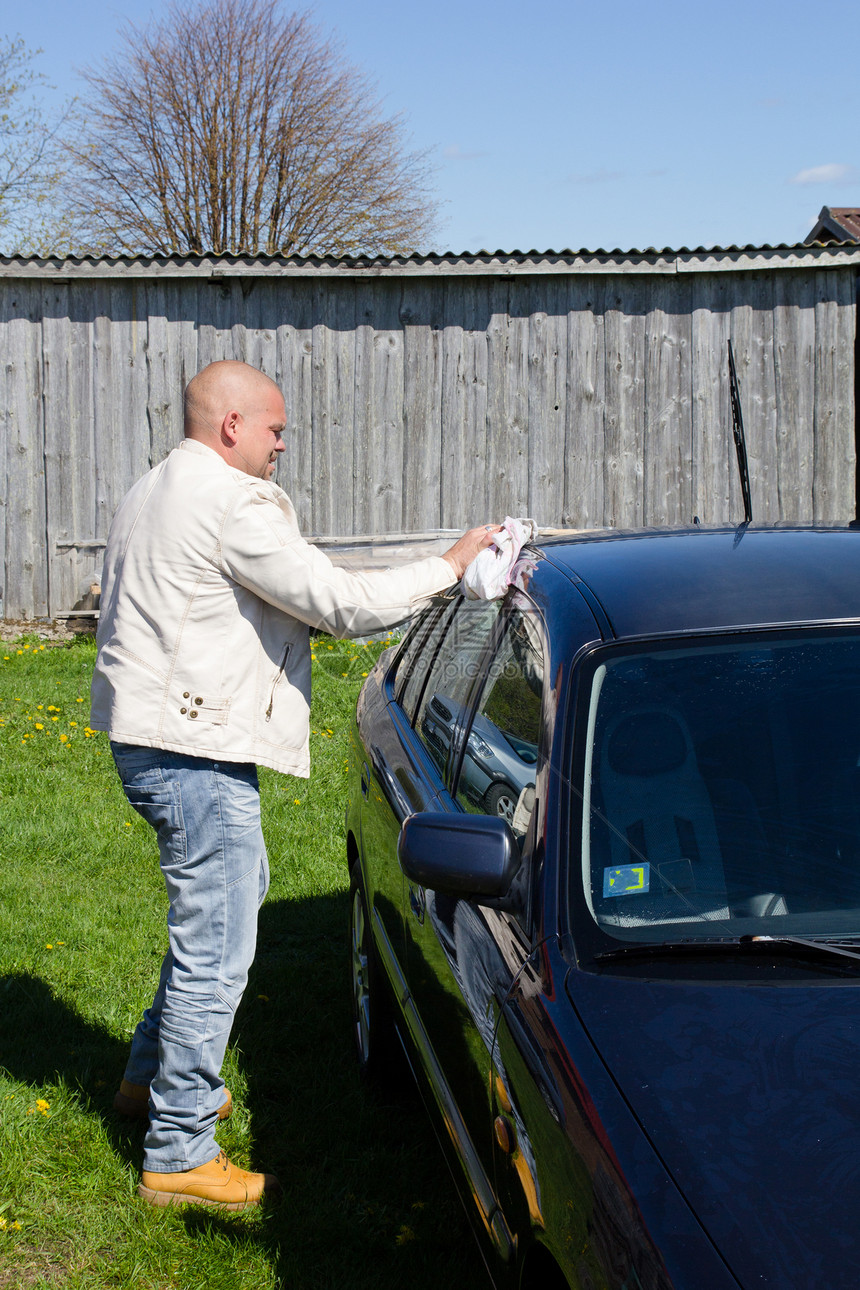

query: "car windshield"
left=578, top=630, right=860, bottom=944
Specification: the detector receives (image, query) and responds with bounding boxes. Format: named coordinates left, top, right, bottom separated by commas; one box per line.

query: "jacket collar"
left=175, top=436, right=285, bottom=502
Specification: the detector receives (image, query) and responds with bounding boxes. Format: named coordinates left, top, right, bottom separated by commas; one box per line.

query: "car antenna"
left=728, top=339, right=753, bottom=529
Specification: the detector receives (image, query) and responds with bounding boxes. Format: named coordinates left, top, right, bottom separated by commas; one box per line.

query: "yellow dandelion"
left=36, top=1099, right=50, bottom=1112
left=59, top=734, right=69, bottom=743
left=35, top=723, right=43, bottom=730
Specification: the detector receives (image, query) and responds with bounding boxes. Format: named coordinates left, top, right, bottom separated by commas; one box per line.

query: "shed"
left=1, top=243, right=859, bottom=620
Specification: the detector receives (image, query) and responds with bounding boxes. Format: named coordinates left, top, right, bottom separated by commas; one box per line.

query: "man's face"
left=233, top=389, right=287, bottom=479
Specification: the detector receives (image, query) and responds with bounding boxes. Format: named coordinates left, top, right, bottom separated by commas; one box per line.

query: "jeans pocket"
left=111, top=742, right=167, bottom=783
left=112, top=746, right=185, bottom=840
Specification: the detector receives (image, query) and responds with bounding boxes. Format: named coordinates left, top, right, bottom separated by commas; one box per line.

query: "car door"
left=356, top=599, right=457, bottom=980
left=404, top=596, right=547, bottom=1263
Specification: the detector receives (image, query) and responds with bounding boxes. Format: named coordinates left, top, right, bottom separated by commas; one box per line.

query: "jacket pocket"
left=265, top=644, right=292, bottom=722
left=177, top=692, right=231, bottom=725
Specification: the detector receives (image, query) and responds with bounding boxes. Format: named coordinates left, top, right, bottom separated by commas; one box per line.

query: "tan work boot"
left=138, top=1150, right=281, bottom=1210
left=113, top=1079, right=233, bottom=1121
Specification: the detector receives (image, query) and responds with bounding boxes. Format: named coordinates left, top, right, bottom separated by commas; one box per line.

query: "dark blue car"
left=346, top=526, right=860, bottom=1289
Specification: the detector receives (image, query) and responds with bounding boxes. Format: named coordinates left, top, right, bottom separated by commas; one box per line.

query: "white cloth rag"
left=461, top=516, right=539, bottom=600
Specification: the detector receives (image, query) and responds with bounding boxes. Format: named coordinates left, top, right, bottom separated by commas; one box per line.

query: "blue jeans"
left=111, top=743, right=270, bottom=1172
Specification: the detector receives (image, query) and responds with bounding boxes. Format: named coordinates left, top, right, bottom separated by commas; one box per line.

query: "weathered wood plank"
left=197, top=277, right=240, bottom=369
left=813, top=270, right=856, bottom=522
left=564, top=277, right=606, bottom=527
left=528, top=277, right=566, bottom=526
left=312, top=280, right=356, bottom=534
left=235, top=278, right=278, bottom=380
left=691, top=274, right=732, bottom=525
left=43, top=284, right=99, bottom=614
left=604, top=278, right=647, bottom=527
left=487, top=279, right=529, bottom=519
left=92, top=282, right=151, bottom=543
left=440, top=278, right=491, bottom=528
left=743, top=274, right=780, bottom=523
left=353, top=279, right=404, bottom=534
left=401, top=279, right=444, bottom=530
left=773, top=270, right=816, bottom=521
left=274, top=279, right=315, bottom=531
left=2, top=282, right=48, bottom=618
left=644, top=278, right=692, bottom=526
left=145, top=280, right=198, bottom=465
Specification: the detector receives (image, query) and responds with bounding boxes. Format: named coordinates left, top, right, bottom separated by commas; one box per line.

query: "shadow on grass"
left=223, top=892, right=489, bottom=1290
left=0, top=971, right=147, bottom=1170
left=0, top=891, right=488, bottom=1290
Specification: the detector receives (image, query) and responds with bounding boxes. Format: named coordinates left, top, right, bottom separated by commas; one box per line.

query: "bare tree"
left=63, top=0, right=438, bottom=256
left=0, top=36, right=72, bottom=253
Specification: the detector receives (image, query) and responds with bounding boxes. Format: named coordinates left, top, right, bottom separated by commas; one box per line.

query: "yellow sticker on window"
left=603, top=863, right=650, bottom=898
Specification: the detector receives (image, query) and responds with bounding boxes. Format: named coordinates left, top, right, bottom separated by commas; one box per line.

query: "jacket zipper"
left=265, top=644, right=291, bottom=722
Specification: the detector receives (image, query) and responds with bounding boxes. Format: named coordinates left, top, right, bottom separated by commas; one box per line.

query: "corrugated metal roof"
left=1, top=241, right=860, bottom=278
left=828, top=209, right=860, bottom=239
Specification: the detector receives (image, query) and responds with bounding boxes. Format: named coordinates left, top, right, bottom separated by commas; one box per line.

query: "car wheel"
left=349, top=868, right=397, bottom=1082
left=485, top=781, right=518, bottom=824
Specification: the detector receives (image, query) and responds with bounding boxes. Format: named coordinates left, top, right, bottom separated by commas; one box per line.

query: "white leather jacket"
left=90, top=438, right=454, bottom=776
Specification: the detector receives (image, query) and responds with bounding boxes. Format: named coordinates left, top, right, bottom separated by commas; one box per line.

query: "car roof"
left=535, top=526, right=860, bottom=639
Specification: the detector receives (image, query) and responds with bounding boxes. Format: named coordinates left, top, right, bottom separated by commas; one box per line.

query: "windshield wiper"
left=747, top=934, right=860, bottom=964
left=595, top=934, right=860, bottom=968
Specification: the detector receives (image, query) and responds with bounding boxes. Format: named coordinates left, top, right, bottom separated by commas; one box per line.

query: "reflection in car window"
left=413, top=599, right=503, bottom=780
left=579, top=631, right=860, bottom=943
left=397, top=601, right=456, bottom=724
left=455, top=608, right=544, bottom=842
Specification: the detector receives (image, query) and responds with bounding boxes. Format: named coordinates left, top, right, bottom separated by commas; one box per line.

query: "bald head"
left=184, top=360, right=287, bottom=480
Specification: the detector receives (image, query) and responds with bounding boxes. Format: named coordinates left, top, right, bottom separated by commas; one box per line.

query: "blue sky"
left=9, top=0, right=860, bottom=253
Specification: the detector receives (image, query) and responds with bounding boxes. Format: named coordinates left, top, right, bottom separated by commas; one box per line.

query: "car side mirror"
left=397, top=812, right=520, bottom=899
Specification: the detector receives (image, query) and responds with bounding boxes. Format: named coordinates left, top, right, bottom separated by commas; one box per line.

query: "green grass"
left=0, top=635, right=485, bottom=1289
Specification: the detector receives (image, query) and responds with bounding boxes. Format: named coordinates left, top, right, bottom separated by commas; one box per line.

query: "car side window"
left=397, top=600, right=456, bottom=724
left=454, top=606, right=544, bottom=843
left=413, top=598, right=504, bottom=780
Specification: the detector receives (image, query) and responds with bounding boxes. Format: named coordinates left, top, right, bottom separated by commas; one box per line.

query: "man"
left=90, top=359, right=497, bottom=1211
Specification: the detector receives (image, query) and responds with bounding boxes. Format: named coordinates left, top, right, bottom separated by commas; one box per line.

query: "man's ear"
left=221, top=409, right=242, bottom=446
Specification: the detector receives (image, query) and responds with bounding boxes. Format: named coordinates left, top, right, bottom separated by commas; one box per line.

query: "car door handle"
left=408, top=884, right=426, bottom=925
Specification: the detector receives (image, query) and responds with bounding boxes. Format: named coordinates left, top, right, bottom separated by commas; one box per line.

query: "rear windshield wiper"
left=595, top=934, right=860, bottom=967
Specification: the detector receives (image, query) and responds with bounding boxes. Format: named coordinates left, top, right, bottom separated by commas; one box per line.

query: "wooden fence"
left=1, top=245, right=858, bottom=619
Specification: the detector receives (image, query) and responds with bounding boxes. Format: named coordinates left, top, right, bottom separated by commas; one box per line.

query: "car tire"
left=349, top=867, right=398, bottom=1083
left=485, top=781, right=518, bottom=825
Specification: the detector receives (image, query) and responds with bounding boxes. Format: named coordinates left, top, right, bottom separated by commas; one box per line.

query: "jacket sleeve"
left=216, top=485, right=456, bottom=638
